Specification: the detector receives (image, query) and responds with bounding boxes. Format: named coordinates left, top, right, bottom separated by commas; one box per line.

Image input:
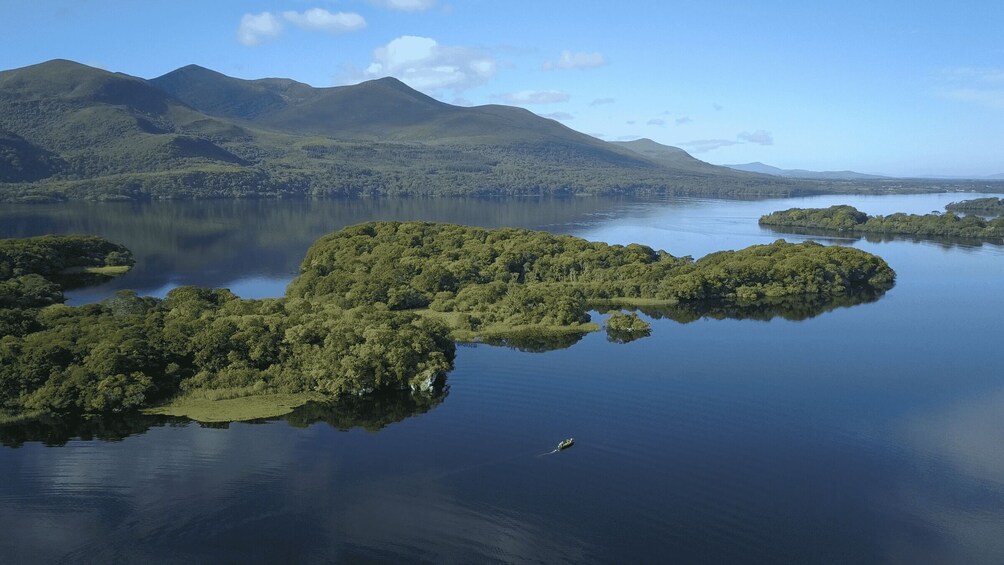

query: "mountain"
left=987, top=173, right=1004, bottom=180
left=725, top=162, right=887, bottom=180
left=152, top=65, right=642, bottom=153
left=0, top=59, right=247, bottom=189
left=612, top=139, right=760, bottom=177
left=0, top=59, right=798, bottom=202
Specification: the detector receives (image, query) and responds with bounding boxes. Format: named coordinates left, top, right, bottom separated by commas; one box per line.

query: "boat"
left=557, top=438, right=574, bottom=450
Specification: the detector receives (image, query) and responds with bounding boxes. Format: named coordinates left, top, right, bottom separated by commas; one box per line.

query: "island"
left=604, top=311, right=652, bottom=343
left=759, top=205, right=1004, bottom=241
left=1, top=222, right=896, bottom=423
left=945, top=197, right=1004, bottom=216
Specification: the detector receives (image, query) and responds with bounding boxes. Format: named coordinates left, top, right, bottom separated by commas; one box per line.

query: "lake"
left=1, top=193, right=1003, bottom=563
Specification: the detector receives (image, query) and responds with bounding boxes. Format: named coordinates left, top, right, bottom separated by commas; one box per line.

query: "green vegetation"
left=0, top=234, right=133, bottom=312
left=605, top=311, right=652, bottom=343
left=945, top=197, right=1004, bottom=216
left=142, top=391, right=327, bottom=423
left=0, top=221, right=896, bottom=422
left=760, top=205, right=1004, bottom=240
left=289, top=221, right=895, bottom=317
left=0, top=287, right=456, bottom=418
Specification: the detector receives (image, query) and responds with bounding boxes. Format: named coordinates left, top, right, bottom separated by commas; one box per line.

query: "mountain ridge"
left=0, top=59, right=805, bottom=201
left=725, top=161, right=887, bottom=180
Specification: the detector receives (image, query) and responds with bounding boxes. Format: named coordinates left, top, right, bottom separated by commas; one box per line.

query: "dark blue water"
left=1, top=194, right=1003, bottom=563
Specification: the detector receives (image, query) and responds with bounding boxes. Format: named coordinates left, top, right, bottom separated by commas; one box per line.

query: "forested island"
left=1, top=234, right=133, bottom=310
left=759, top=205, right=1004, bottom=241
left=945, top=197, right=1004, bottom=216
left=1, top=222, right=895, bottom=423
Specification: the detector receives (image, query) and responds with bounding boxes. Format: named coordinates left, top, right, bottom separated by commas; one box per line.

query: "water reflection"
left=285, top=386, right=448, bottom=432
left=605, top=327, right=651, bottom=343
left=0, top=197, right=648, bottom=301
left=0, top=412, right=184, bottom=448
left=761, top=224, right=1003, bottom=250
left=636, top=289, right=887, bottom=324
left=890, top=388, right=1004, bottom=562
left=0, top=384, right=450, bottom=446
left=476, top=330, right=588, bottom=352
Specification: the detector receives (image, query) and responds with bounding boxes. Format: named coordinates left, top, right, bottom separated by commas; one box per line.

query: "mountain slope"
left=0, top=59, right=250, bottom=184
left=0, top=128, right=64, bottom=182
left=612, top=139, right=761, bottom=177
left=153, top=68, right=646, bottom=163
left=725, top=161, right=886, bottom=180
left=1, top=59, right=799, bottom=201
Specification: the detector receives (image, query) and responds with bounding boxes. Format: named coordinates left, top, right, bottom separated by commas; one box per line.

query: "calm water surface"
left=1, top=194, right=1003, bottom=563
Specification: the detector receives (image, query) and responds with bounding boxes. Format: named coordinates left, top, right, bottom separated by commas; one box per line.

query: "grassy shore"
left=143, top=391, right=326, bottom=423
left=414, top=308, right=602, bottom=341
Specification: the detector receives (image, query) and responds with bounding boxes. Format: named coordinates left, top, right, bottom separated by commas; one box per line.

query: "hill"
left=725, top=161, right=887, bottom=180
left=0, top=59, right=803, bottom=201
left=612, top=139, right=761, bottom=177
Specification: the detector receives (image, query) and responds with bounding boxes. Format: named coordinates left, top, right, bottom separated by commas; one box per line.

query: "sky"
left=2, top=0, right=1003, bottom=177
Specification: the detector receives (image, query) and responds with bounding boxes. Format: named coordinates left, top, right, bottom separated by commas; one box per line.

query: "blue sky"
left=2, top=0, right=1003, bottom=176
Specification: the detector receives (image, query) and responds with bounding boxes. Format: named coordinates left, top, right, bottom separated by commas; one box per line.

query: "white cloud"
left=647, top=119, right=666, bottom=127
left=362, top=35, right=497, bottom=93
left=237, top=12, right=283, bottom=47
left=540, top=112, right=574, bottom=121
left=283, top=9, right=366, bottom=34
left=713, top=103, right=724, bottom=111
left=497, top=90, right=570, bottom=105
left=738, top=130, right=774, bottom=145
left=941, top=67, right=1004, bottom=84
left=542, top=50, right=607, bottom=71
left=590, top=97, right=615, bottom=106
left=371, top=0, right=437, bottom=11
left=675, top=117, right=693, bottom=125
left=681, top=130, right=774, bottom=153
left=944, top=88, right=1004, bottom=109
left=937, top=67, right=1004, bottom=110
left=679, top=139, right=740, bottom=153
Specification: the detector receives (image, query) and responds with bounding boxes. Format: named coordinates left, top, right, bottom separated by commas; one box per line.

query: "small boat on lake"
left=557, top=438, right=574, bottom=450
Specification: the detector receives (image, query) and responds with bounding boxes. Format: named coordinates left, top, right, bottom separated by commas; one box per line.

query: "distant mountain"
left=0, top=59, right=800, bottom=201
left=611, top=139, right=760, bottom=177
left=725, top=162, right=887, bottom=180
left=987, top=173, right=1004, bottom=180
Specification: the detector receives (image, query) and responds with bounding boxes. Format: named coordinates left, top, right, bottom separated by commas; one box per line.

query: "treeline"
left=945, top=197, right=1004, bottom=216
left=760, top=205, right=1004, bottom=240
left=0, top=234, right=133, bottom=309
left=1, top=234, right=133, bottom=279
left=289, top=221, right=896, bottom=332
left=0, top=144, right=804, bottom=203
left=1, top=234, right=454, bottom=417
left=0, top=288, right=455, bottom=416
